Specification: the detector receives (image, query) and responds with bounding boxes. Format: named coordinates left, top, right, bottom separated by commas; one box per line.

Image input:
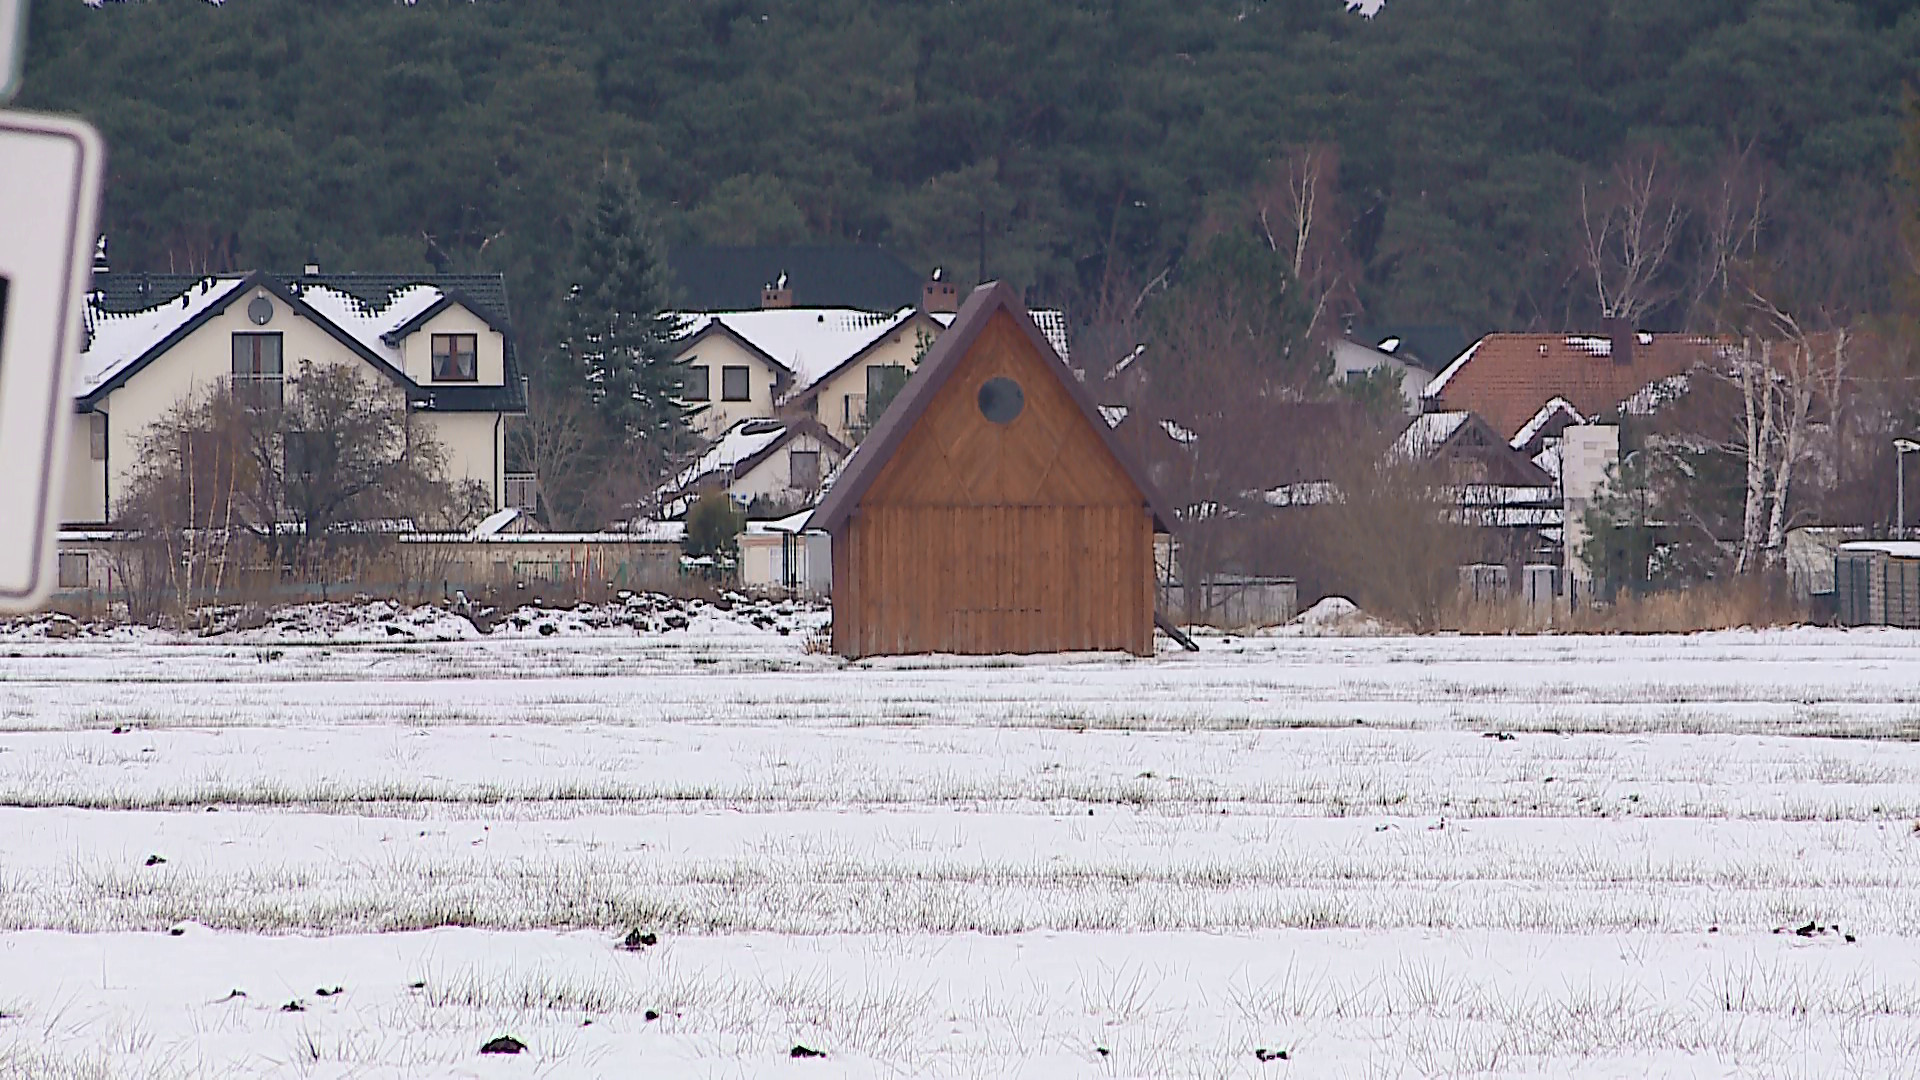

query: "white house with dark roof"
left=67, top=269, right=525, bottom=525
left=671, top=273, right=1070, bottom=445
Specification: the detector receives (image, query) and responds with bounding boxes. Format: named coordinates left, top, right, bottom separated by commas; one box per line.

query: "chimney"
left=921, top=267, right=958, bottom=314
left=1604, top=316, right=1634, bottom=366
left=761, top=271, right=792, bottom=309
left=303, top=248, right=321, bottom=277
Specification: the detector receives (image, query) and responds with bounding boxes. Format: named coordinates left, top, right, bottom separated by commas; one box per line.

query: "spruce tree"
left=554, top=170, right=694, bottom=457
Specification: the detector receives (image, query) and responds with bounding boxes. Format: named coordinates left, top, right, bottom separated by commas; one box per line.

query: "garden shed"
left=812, top=282, right=1174, bottom=658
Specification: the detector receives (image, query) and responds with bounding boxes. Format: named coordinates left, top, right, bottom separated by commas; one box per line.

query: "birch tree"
left=1577, top=148, right=1687, bottom=324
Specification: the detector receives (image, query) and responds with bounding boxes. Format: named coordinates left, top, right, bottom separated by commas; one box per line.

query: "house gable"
left=813, top=283, right=1173, bottom=534
left=391, top=300, right=509, bottom=388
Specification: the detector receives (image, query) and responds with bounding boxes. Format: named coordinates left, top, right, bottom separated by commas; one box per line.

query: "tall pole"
left=1901, top=450, right=1907, bottom=537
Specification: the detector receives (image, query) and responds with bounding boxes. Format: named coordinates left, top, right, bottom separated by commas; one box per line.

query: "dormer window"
left=432, top=333, right=477, bottom=382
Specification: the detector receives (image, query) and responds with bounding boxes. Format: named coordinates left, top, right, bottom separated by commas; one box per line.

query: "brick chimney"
left=761, top=271, right=793, bottom=309
left=1604, top=316, right=1634, bottom=366
left=921, top=267, right=959, bottom=314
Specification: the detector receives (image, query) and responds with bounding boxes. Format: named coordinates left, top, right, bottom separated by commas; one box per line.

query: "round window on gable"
left=977, top=376, right=1024, bottom=424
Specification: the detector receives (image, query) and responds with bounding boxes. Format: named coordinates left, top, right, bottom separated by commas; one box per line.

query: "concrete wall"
left=679, top=334, right=782, bottom=436
left=1560, top=424, right=1621, bottom=587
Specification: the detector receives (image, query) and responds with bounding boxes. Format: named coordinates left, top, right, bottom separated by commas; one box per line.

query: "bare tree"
left=511, top=387, right=602, bottom=528
left=116, top=363, right=484, bottom=611
left=1684, top=148, right=1768, bottom=326
left=1577, top=147, right=1688, bottom=324
left=1251, top=145, right=1362, bottom=344
left=1319, top=456, right=1476, bottom=632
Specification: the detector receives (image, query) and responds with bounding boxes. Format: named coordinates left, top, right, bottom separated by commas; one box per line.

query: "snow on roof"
left=1532, top=443, right=1563, bottom=483
left=1028, top=309, right=1072, bottom=361
left=1264, top=481, right=1336, bottom=507
left=1622, top=373, right=1691, bottom=416
left=1421, top=338, right=1481, bottom=400
left=1378, top=336, right=1401, bottom=354
left=1098, top=405, right=1129, bottom=428
left=1391, top=411, right=1470, bottom=459
left=681, top=304, right=1067, bottom=397
left=472, top=507, right=522, bottom=537
left=1161, top=419, right=1198, bottom=445
left=745, top=508, right=817, bottom=534
left=78, top=279, right=450, bottom=397
left=1509, top=397, right=1584, bottom=449
left=296, top=282, right=443, bottom=373
left=1839, top=541, right=1920, bottom=558
left=659, top=419, right=790, bottom=513
left=680, top=307, right=912, bottom=392
left=79, top=276, right=248, bottom=394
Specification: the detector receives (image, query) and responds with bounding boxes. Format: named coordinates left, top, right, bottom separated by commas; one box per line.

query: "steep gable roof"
left=79, top=270, right=526, bottom=413
left=658, top=417, right=848, bottom=517
left=1422, top=332, right=1717, bottom=436
left=1393, top=410, right=1553, bottom=486
left=783, top=308, right=953, bottom=407
left=678, top=307, right=906, bottom=395
left=811, top=282, right=1175, bottom=535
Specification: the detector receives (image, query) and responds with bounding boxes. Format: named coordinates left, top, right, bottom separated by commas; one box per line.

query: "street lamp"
left=1898, top=438, right=1920, bottom=536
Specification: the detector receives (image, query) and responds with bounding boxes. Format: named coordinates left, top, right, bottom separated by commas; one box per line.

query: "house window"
left=231, top=332, right=283, bottom=406
left=865, top=364, right=908, bottom=427
left=685, top=365, right=710, bottom=401
left=284, top=431, right=313, bottom=480
left=721, top=365, right=750, bottom=402
left=431, top=333, right=478, bottom=382
left=88, top=413, right=107, bottom=461
left=790, top=449, right=820, bottom=489
left=57, top=551, right=88, bottom=590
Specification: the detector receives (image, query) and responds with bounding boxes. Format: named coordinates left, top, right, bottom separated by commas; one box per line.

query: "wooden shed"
left=812, top=282, right=1174, bottom=658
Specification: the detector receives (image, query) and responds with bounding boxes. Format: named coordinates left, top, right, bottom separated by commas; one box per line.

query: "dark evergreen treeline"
left=21, top=0, right=1920, bottom=355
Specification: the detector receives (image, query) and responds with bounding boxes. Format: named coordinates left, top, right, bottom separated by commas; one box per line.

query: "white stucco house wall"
left=737, top=509, right=832, bottom=597
left=68, top=269, right=526, bottom=525
left=1329, top=325, right=1471, bottom=416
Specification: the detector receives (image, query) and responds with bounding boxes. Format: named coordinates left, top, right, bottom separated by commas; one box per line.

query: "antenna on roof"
left=92, top=234, right=109, bottom=275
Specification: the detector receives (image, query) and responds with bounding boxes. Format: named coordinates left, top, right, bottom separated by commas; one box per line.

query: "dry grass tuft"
left=1447, top=578, right=1799, bottom=635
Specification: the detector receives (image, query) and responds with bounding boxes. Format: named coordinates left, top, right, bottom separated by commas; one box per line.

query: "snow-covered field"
left=2, top=606, right=1919, bottom=1078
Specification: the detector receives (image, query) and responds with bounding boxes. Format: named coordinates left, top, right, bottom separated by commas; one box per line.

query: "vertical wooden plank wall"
left=833, top=311, right=1159, bottom=658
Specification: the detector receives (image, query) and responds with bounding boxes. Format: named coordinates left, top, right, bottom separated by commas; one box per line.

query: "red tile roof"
left=1423, top=333, right=1718, bottom=437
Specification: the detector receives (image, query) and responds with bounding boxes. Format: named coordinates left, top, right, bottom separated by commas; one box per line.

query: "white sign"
left=0, top=0, right=22, bottom=103
left=0, top=110, right=104, bottom=611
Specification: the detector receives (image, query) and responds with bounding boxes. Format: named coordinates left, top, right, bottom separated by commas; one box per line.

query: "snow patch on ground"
left=3, top=592, right=830, bottom=646
left=1251, top=594, right=1397, bottom=636
left=3, top=626, right=1920, bottom=1076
